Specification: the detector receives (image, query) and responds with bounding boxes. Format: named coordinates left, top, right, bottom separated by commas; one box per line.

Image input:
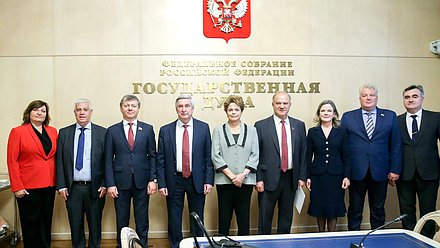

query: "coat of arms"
left=203, top=0, right=251, bottom=43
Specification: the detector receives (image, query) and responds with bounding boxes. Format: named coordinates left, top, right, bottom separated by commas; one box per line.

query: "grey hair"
left=175, top=94, right=195, bottom=109
left=272, top=91, right=292, bottom=102
left=359, top=83, right=378, bottom=96
left=74, top=98, right=92, bottom=109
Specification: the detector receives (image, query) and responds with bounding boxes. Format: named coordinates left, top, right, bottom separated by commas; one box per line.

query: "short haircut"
left=74, top=98, right=92, bottom=109
left=175, top=94, right=194, bottom=109
left=272, top=91, right=292, bottom=102
left=403, top=84, right=424, bottom=97
left=223, top=95, right=245, bottom=112
left=120, top=94, right=141, bottom=108
left=22, top=100, right=51, bottom=126
left=359, top=83, right=379, bottom=96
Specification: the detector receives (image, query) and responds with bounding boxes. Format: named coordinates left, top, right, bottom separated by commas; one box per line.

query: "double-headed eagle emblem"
left=207, top=0, right=248, bottom=34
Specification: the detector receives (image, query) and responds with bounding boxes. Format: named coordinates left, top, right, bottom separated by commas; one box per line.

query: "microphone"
left=190, top=212, right=257, bottom=248
left=350, top=214, right=407, bottom=248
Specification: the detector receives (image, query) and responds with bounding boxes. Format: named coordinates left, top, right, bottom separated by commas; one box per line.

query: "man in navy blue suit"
left=341, top=84, right=402, bottom=230
left=157, top=94, right=214, bottom=248
left=104, top=94, right=157, bottom=248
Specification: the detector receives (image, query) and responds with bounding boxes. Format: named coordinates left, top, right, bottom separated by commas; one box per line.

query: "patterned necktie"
left=128, top=123, right=134, bottom=150
left=75, top=127, right=86, bottom=171
left=411, top=115, right=418, bottom=142
left=365, top=112, right=374, bottom=139
left=182, top=124, right=190, bottom=178
left=281, top=120, right=288, bottom=172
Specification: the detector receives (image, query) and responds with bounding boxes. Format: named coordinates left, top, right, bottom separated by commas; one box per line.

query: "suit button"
left=325, top=141, right=329, bottom=144
left=325, top=160, right=329, bottom=163
left=326, top=154, right=329, bottom=157
left=326, top=148, right=329, bottom=151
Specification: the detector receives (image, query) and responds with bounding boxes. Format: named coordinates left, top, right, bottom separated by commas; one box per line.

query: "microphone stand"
left=190, top=212, right=257, bottom=248
left=350, top=214, right=407, bottom=248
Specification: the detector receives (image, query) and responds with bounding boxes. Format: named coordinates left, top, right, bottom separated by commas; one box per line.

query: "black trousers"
left=66, top=183, right=106, bottom=248
left=348, top=170, right=388, bottom=230
left=216, top=184, right=253, bottom=236
left=258, top=170, right=295, bottom=235
left=397, top=171, right=439, bottom=238
left=16, top=187, right=55, bottom=248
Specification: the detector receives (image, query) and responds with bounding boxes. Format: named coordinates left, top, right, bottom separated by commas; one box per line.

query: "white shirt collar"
left=177, top=118, right=193, bottom=128
left=123, top=119, right=138, bottom=126
left=76, top=122, right=92, bottom=130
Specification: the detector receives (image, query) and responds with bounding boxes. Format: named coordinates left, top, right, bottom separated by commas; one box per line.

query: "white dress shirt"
left=176, top=118, right=194, bottom=172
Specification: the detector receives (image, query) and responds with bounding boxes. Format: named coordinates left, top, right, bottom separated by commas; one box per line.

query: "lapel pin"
left=381, top=113, right=384, bottom=116
left=138, top=127, right=143, bottom=131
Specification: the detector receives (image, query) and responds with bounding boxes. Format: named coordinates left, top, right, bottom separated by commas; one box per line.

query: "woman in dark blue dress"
left=306, top=100, right=350, bottom=232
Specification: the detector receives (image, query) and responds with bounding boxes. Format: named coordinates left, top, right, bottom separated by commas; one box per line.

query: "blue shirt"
left=74, top=122, right=92, bottom=181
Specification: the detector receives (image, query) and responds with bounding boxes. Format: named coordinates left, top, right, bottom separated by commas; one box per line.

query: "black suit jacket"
left=56, top=123, right=107, bottom=198
left=255, top=115, right=307, bottom=191
left=398, top=110, right=440, bottom=180
left=306, top=126, right=350, bottom=178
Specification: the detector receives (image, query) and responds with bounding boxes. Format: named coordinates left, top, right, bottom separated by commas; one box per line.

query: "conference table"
left=180, top=229, right=440, bottom=247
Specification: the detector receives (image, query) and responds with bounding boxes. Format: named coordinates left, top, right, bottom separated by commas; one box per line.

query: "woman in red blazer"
left=7, top=100, right=57, bottom=248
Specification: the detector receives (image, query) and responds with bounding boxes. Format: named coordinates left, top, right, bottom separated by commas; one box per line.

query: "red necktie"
left=128, top=123, right=134, bottom=150
left=281, top=120, right=288, bottom=172
left=182, top=125, right=190, bottom=178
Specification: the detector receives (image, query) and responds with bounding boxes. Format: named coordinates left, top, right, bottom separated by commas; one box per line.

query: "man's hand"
left=388, top=172, right=399, bottom=187
left=204, top=184, right=213, bottom=194
left=58, top=189, right=68, bottom=201
left=107, top=186, right=119, bottom=198
left=98, top=187, right=107, bottom=198
left=306, top=179, right=311, bottom=191
left=159, top=188, right=168, bottom=196
left=255, top=181, right=264, bottom=192
left=147, top=181, right=157, bottom=195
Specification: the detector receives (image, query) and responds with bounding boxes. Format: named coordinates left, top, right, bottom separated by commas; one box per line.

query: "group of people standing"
left=6, top=83, right=440, bottom=248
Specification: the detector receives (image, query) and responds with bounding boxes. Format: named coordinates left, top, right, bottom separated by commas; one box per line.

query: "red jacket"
left=7, top=124, right=58, bottom=192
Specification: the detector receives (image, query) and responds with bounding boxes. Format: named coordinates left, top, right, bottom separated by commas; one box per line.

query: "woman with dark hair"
left=211, top=95, right=259, bottom=235
left=7, top=100, right=57, bottom=248
left=306, top=100, right=350, bottom=232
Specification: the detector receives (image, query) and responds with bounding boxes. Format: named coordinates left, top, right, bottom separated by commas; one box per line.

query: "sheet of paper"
left=294, top=187, right=306, bottom=214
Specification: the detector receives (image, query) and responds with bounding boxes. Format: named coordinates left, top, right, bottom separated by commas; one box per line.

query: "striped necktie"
left=365, top=112, right=374, bottom=139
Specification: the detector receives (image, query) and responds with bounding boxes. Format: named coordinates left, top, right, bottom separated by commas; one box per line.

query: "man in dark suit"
left=105, top=94, right=157, bottom=248
left=254, top=91, right=307, bottom=235
left=56, top=99, right=107, bottom=248
left=341, top=84, right=402, bottom=230
left=157, top=94, right=214, bottom=248
left=397, top=84, right=440, bottom=238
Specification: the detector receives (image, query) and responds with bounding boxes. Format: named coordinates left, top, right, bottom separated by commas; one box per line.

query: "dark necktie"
left=128, top=123, right=134, bottom=150
left=182, top=125, right=190, bottom=178
left=411, top=115, right=418, bottom=142
left=281, top=120, right=288, bottom=172
left=365, top=112, right=374, bottom=139
left=75, top=127, right=86, bottom=171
